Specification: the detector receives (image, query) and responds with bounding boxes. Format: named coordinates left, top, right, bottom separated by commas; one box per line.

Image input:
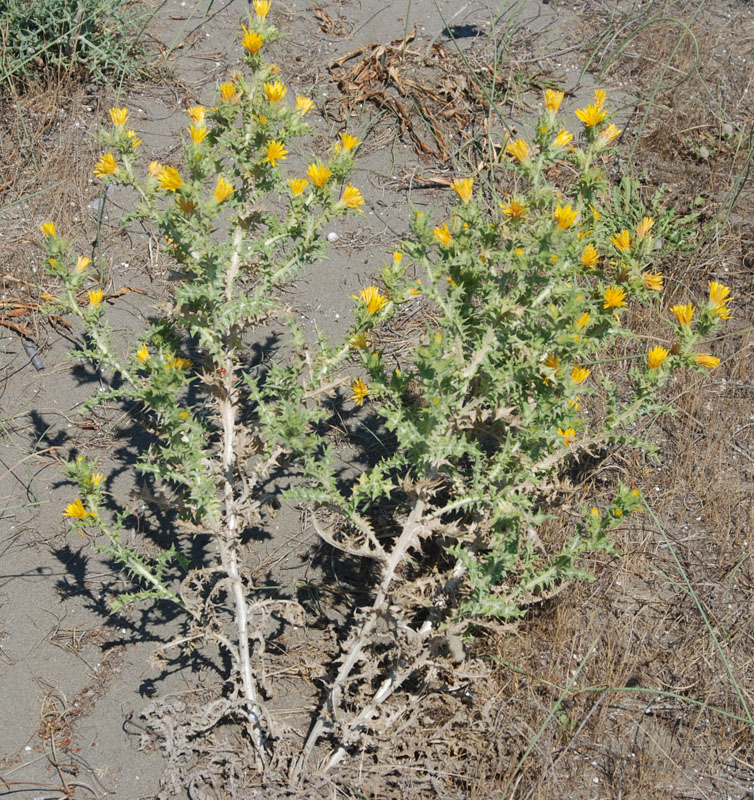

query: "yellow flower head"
left=64, top=498, right=91, bottom=519
left=75, top=256, right=91, bottom=272
left=647, top=346, right=669, bottom=369
left=126, top=130, right=142, bottom=148
left=213, top=176, right=234, bottom=203
left=451, top=177, right=474, bottom=203
left=357, top=285, right=387, bottom=314
left=580, top=243, right=600, bottom=268
left=88, top=289, right=104, bottom=307
left=264, top=139, right=289, bottom=166
left=671, top=303, right=695, bottom=327
left=544, top=353, right=560, bottom=371
left=263, top=80, right=287, bottom=103
left=553, top=128, right=573, bottom=147
left=641, top=272, right=664, bottom=291
left=575, top=312, right=591, bottom=330
left=350, top=333, right=368, bottom=349
left=41, top=221, right=56, bottom=238
left=136, top=343, right=149, bottom=362
left=148, top=160, right=163, bottom=177
left=93, top=152, right=118, bottom=179
left=339, top=132, right=361, bottom=152
left=553, top=203, right=579, bottom=230
left=109, top=107, right=129, bottom=127
left=219, top=82, right=237, bottom=102
left=603, top=286, right=628, bottom=309
left=241, top=25, right=264, bottom=54
left=187, top=105, right=207, bottom=123
left=506, top=137, right=531, bottom=162
left=307, top=163, right=331, bottom=188
left=88, top=472, right=103, bottom=487
left=594, top=89, right=606, bottom=108
left=253, top=0, right=271, bottom=17
left=611, top=229, right=631, bottom=252
left=708, top=281, right=732, bottom=318
left=575, top=102, right=607, bottom=127
left=544, top=88, right=565, bottom=113
left=695, top=353, right=720, bottom=369
left=635, top=216, right=654, bottom=239
left=351, top=377, right=368, bottom=406
left=433, top=223, right=453, bottom=248
left=169, top=357, right=192, bottom=370
left=597, top=122, right=621, bottom=147
left=296, top=95, right=314, bottom=115
left=571, top=366, right=591, bottom=384
left=288, top=178, right=309, bottom=195
left=558, top=427, right=577, bottom=446
left=189, top=124, right=209, bottom=144
left=499, top=197, right=528, bottom=219
left=341, top=184, right=365, bottom=211
left=393, top=250, right=403, bottom=264
left=158, top=166, right=183, bottom=192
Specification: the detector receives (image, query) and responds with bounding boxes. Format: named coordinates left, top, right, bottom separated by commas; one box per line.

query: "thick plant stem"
left=292, top=491, right=428, bottom=781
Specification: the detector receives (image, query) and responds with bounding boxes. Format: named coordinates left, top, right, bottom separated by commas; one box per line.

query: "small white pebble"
left=327, top=232, right=339, bottom=242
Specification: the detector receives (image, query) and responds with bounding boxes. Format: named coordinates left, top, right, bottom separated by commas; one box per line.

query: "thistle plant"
left=45, top=3, right=365, bottom=763
left=286, top=88, right=732, bottom=772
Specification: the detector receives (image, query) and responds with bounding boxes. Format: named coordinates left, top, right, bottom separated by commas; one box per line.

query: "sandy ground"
left=2, top=0, right=753, bottom=797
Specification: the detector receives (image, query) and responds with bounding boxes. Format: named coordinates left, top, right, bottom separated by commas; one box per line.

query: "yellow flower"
left=264, top=139, right=289, bottom=166
left=350, top=333, right=367, bottom=349
left=553, top=203, right=579, bottom=229
left=177, top=196, right=197, bottom=213
left=544, top=88, right=565, bottom=112
left=571, top=366, right=591, bottom=384
left=40, top=221, right=56, bottom=238
left=635, top=216, right=654, bottom=239
left=288, top=178, right=309, bottom=195
left=451, top=177, right=474, bottom=203
left=569, top=398, right=581, bottom=410
left=219, top=82, right=237, bottom=102
left=499, top=198, right=528, bottom=219
left=580, top=243, right=599, bottom=268
left=187, top=105, right=207, bottom=123
left=169, top=357, right=192, bottom=370
left=695, top=353, right=720, bottom=368
left=341, top=184, right=365, bottom=211
left=296, top=95, right=314, bottom=115
left=109, top=107, right=129, bottom=127
left=253, top=0, right=271, bottom=17
left=603, top=286, right=627, bottom=309
left=148, top=160, right=162, bottom=177
left=357, top=285, right=387, bottom=314
left=351, top=377, right=368, bottom=406
left=88, top=289, right=104, bottom=307
left=641, top=272, right=664, bottom=291
left=506, top=137, right=531, bottom=162
left=598, top=123, right=621, bottom=146
left=611, top=229, right=631, bottom=252
left=575, top=102, right=607, bottom=127
left=433, top=223, right=453, bottom=247
left=553, top=128, right=573, bottom=147
left=93, top=152, right=118, bottom=178
left=647, top=346, right=668, bottom=369
left=213, top=176, right=234, bottom=203
left=307, top=163, right=332, bottom=187
left=593, top=89, right=606, bottom=108
left=178, top=411, right=190, bottom=419
left=263, top=80, right=287, bottom=103
left=126, top=130, right=142, bottom=148
left=188, top=124, right=208, bottom=144
left=575, top=312, right=591, bottom=330
left=590, top=204, right=601, bottom=221
left=671, top=303, right=695, bottom=327
left=158, top=166, right=183, bottom=192
left=544, top=353, right=560, bottom=371
left=708, top=281, right=732, bottom=319
left=339, top=132, right=361, bottom=152
left=136, top=343, right=149, bottom=362
left=75, top=256, right=91, bottom=272
left=558, top=427, right=577, bottom=446
left=241, top=25, right=264, bottom=54
left=64, top=498, right=93, bottom=519
left=393, top=250, right=403, bottom=264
